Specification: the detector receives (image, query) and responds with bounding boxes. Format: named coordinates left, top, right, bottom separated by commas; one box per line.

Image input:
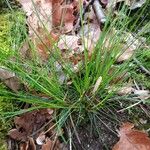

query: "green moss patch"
left=0, top=10, right=26, bottom=58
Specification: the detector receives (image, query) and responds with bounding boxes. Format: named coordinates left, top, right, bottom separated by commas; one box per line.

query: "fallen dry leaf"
left=0, top=68, right=15, bottom=80
left=80, top=8, right=101, bottom=44
left=8, top=129, right=27, bottom=141
left=20, top=0, right=52, bottom=37
left=113, top=122, right=150, bottom=150
left=0, top=68, right=21, bottom=92
left=42, top=138, right=61, bottom=150
left=42, top=139, right=53, bottom=150
left=130, top=0, right=146, bottom=10
left=58, top=35, right=93, bottom=56
left=117, top=47, right=134, bottom=62
left=19, top=42, right=30, bottom=60
left=58, top=35, right=81, bottom=51
left=106, top=0, right=144, bottom=9
left=8, top=109, right=53, bottom=141
left=110, top=30, right=144, bottom=62
left=61, top=5, right=76, bottom=33
left=52, top=0, right=76, bottom=33
left=36, top=31, right=59, bottom=60
left=117, top=86, right=134, bottom=96
left=19, top=137, right=36, bottom=150
left=133, top=89, right=150, bottom=100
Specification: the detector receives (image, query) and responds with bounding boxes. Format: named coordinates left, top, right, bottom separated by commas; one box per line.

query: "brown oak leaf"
left=113, top=122, right=150, bottom=150
left=8, top=109, right=53, bottom=141
left=52, top=1, right=76, bottom=33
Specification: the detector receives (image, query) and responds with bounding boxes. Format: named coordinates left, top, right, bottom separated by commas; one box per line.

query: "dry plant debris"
left=18, top=0, right=145, bottom=66
left=113, top=122, right=150, bottom=150
left=107, top=0, right=146, bottom=9
left=8, top=109, right=53, bottom=141
left=0, top=68, right=21, bottom=92
left=8, top=108, right=66, bottom=149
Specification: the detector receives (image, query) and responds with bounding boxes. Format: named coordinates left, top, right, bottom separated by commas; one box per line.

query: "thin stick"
left=68, top=127, right=72, bottom=150
left=139, top=104, right=150, bottom=118
left=51, top=133, right=58, bottom=150
left=96, top=115, right=118, bottom=136
left=117, top=100, right=144, bottom=112
left=70, top=115, right=81, bottom=144
left=92, top=0, right=106, bottom=24
left=133, top=80, right=140, bottom=90
left=31, top=119, right=53, bottom=136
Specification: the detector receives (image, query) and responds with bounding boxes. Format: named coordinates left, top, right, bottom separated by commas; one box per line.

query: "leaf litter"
left=2, top=0, right=149, bottom=149
left=8, top=108, right=67, bottom=149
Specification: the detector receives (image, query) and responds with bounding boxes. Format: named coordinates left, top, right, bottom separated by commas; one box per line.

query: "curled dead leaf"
left=58, top=35, right=81, bottom=51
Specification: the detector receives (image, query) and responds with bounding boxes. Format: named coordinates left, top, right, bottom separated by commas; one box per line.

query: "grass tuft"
left=0, top=0, right=149, bottom=148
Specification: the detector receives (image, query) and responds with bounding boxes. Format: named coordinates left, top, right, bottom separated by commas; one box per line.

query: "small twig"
left=133, top=80, right=140, bottom=90
left=51, top=133, right=58, bottom=150
left=92, top=0, right=106, bottom=24
left=68, top=127, right=72, bottom=150
left=96, top=115, right=118, bottom=136
left=139, top=104, right=150, bottom=118
left=117, top=100, right=144, bottom=112
left=70, top=115, right=81, bottom=144
left=31, top=119, right=53, bottom=136
left=133, top=57, right=150, bottom=76
left=44, top=123, right=56, bottom=134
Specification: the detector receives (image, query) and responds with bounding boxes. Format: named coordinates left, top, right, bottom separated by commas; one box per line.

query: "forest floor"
left=0, top=0, right=150, bottom=150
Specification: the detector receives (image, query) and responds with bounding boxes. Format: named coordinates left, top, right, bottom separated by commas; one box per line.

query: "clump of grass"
left=0, top=1, right=149, bottom=148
